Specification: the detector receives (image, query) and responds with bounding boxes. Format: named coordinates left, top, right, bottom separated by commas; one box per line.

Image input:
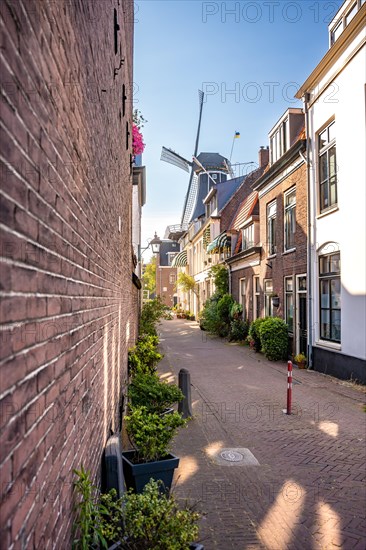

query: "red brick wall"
left=229, top=161, right=307, bottom=333
left=259, top=162, right=307, bottom=298
left=0, top=0, right=136, bottom=547
left=156, top=267, right=177, bottom=307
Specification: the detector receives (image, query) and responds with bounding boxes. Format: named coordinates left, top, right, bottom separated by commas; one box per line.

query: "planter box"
left=122, top=450, right=179, bottom=494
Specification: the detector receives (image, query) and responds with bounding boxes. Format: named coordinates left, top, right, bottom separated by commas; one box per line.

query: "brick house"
left=155, top=239, right=179, bottom=307
left=228, top=109, right=307, bottom=357
left=0, top=1, right=137, bottom=547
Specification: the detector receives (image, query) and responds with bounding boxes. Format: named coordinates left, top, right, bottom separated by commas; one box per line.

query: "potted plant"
left=122, top=406, right=186, bottom=493
left=73, top=470, right=203, bottom=549
left=294, top=353, right=307, bottom=369
left=127, top=372, right=183, bottom=415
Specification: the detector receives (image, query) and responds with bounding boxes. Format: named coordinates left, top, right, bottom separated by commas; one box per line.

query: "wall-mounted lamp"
left=139, top=232, right=162, bottom=260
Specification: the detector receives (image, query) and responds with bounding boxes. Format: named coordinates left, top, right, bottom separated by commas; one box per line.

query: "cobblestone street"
left=158, top=320, right=366, bottom=550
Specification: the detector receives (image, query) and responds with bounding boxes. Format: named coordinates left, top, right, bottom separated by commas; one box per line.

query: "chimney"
left=258, top=146, right=269, bottom=168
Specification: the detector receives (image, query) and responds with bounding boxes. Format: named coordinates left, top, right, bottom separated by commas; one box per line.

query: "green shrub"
left=200, top=297, right=220, bottom=334
left=122, top=479, right=200, bottom=550
left=248, top=317, right=268, bottom=352
left=128, top=335, right=163, bottom=377
left=128, top=372, right=183, bottom=413
left=139, top=297, right=166, bottom=336
left=209, top=264, right=229, bottom=297
left=259, top=317, right=289, bottom=361
left=230, top=301, right=243, bottom=319
left=216, top=294, right=234, bottom=337
left=229, top=319, right=249, bottom=342
left=73, top=473, right=200, bottom=550
left=72, top=465, right=108, bottom=549
left=125, top=406, right=186, bottom=462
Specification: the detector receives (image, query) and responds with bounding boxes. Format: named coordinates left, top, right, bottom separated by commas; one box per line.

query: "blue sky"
left=134, top=0, right=344, bottom=256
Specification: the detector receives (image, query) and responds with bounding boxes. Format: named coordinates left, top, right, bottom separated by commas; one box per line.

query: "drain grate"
left=212, top=448, right=260, bottom=466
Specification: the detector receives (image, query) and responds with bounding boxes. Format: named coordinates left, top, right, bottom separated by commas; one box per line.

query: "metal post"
left=178, top=368, right=192, bottom=419
left=287, top=361, right=293, bottom=415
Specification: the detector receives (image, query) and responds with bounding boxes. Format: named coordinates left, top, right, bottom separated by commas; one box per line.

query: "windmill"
left=161, top=90, right=211, bottom=226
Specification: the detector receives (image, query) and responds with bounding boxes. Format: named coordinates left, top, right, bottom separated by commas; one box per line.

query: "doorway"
left=296, top=275, right=307, bottom=355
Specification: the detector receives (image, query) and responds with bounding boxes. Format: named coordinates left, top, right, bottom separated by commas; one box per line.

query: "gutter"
left=303, top=93, right=313, bottom=369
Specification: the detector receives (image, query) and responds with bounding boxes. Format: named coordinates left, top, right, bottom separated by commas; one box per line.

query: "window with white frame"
left=318, top=121, right=337, bottom=212
left=284, top=276, right=294, bottom=333
left=264, top=279, right=273, bottom=317
left=319, top=252, right=341, bottom=342
left=169, top=273, right=176, bottom=285
left=284, top=188, right=296, bottom=251
left=270, top=118, right=289, bottom=164
left=267, top=201, right=277, bottom=255
left=253, top=276, right=260, bottom=320
left=330, top=1, right=364, bottom=45
left=242, top=224, right=254, bottom=251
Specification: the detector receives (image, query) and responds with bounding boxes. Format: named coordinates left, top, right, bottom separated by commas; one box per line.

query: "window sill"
left=282, top=248, right=296, bottom=256
left=314, top=339, right=341, bottom=351
left=267, top=253, right=277, bottom=259
left=317, top=206, right=339, bottom=219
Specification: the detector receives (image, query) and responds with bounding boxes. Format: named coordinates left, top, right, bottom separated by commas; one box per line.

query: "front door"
left=296, top=275, right=307, bottom=355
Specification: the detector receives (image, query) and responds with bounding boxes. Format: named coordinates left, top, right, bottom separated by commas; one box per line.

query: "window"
left=264, top=279, right=273, bottom=317
left=169, top=273, right=176, bottom=285
left=284, top=188, right=296, bottom=251
left=284, top=277, right=294, bottom=333
left=330, top=20, right=343, bottom=44
left=270, top=118, right=289, bottom=164
left=253, top=276, right=260, bottom=320
left=319, top=121, right=337, bottom=212
left=267, top=201, right=277, bottom=255
left=345, top=3, right=357, bottom=24
left=319, top=252, right=341, bottom=342
left=242, top=224, right=254, bottom=251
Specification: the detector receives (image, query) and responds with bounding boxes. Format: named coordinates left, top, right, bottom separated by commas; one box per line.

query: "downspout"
left=303, top=93, right=313, bottom=369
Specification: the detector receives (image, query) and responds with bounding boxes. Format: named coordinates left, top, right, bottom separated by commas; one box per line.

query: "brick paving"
left=158, top=319, right=366, bottom=550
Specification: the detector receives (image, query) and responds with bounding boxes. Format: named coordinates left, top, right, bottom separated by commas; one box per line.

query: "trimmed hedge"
left=248, top=317, right=268, bottom=352
left=259, top=317, right=289, bottom=361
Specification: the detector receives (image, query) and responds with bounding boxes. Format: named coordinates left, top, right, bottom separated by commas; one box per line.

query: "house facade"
left=296, top=0, right=366, bottom=381
left=156, top=239, right=180, bottom=307
left=174, top=153, right=266, bottom=318
left=227, top=109, right=308, bottom=356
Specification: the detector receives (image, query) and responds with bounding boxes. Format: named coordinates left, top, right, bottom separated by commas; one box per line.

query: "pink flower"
left=132, top=124, right=145, bottom=156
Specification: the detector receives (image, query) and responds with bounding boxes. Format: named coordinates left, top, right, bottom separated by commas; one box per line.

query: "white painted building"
left=296, top=0, right=366, bottom=381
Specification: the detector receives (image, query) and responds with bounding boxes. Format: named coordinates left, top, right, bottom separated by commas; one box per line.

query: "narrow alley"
left=159, top=319, right=366, bottom=550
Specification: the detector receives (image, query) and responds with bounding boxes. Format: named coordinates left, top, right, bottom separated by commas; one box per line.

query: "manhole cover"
left=220, top=450, right=244, bottom=462
left=211, top=447, right=260, bottom=466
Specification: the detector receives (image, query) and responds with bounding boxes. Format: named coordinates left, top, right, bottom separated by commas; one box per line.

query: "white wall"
left=308, top=42, right=366, bottom=360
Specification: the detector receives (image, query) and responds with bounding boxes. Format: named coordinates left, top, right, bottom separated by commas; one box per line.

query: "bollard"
left=286, top=360, right=293, bottom=415
left=178, top=368, right=193, bottom=419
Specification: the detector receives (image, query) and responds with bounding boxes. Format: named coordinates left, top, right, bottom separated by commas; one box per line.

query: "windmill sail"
left=180, top=90, right=204, bottom=224
left=161, top=90, right=205, bottom=227
left=160, top=147, right=191, bottom=173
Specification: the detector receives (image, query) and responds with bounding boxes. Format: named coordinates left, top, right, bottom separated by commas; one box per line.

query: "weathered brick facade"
left=0, top=0, right=136, bottom=547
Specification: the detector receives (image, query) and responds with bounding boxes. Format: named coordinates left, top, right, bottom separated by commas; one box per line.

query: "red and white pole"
left=287, top=361, right=293, bottom=415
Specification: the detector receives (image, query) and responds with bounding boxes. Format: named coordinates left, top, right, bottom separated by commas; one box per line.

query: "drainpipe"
left=228, top=263, right=232, bottom=295
left=303, top=93, right=313, bottom=369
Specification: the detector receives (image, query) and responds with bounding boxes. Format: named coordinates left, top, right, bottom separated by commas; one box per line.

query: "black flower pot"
left=122, top=450, right=179, bottom=494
